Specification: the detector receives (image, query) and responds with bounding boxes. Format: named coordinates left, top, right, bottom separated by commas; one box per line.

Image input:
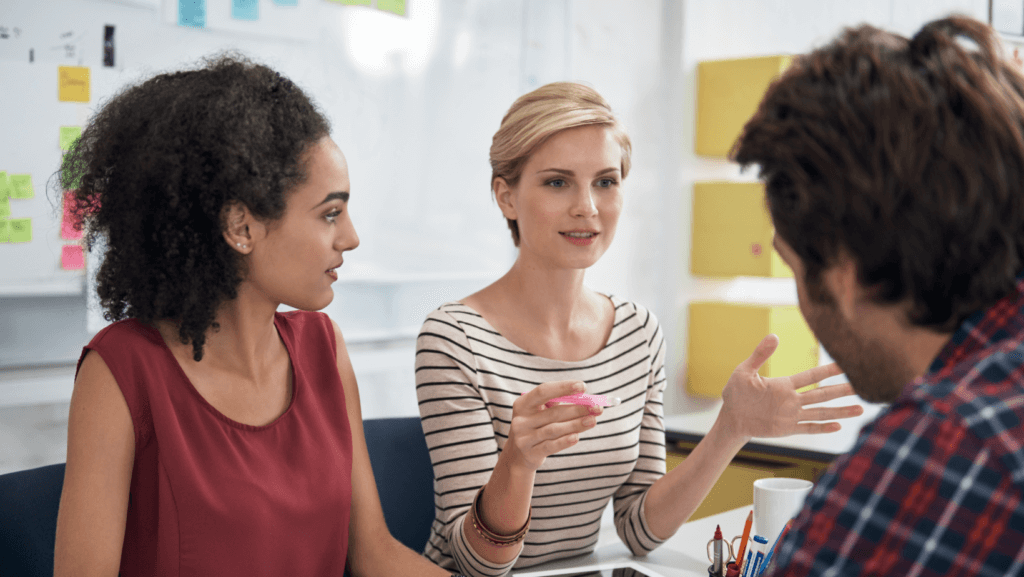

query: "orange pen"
left=735, top=510, right=753, bottom=573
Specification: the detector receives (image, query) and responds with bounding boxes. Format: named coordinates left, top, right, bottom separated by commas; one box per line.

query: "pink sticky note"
left=61, top=244, right=84, bottom=270
left=61, top=192, right=83, bottom=240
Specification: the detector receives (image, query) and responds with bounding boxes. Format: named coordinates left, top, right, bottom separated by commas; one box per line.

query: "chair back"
left=0, top=463, right=66, bottom=577
left=362, top=417, right=435, bottom=553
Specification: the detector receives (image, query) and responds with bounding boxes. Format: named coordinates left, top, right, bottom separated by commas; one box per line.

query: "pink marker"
left=522, top=392, right=622, bottom=407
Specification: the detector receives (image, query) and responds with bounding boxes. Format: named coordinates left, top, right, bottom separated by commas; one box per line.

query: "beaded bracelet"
left=470, top=486, right=531, bottom=547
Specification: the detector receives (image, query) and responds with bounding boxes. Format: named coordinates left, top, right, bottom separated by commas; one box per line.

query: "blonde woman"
left=415, top=82, right=863, bottom=577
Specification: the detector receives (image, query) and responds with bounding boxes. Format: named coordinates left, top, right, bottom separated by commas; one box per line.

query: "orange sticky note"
left=59, top=66, right=91, bottom=102
left=61, top=192, right=83, bottom=240
left=61, top=244, right=85, bottom=270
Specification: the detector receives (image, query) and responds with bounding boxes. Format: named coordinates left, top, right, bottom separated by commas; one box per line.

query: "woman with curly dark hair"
left=52, top=55, right=452, bottom=577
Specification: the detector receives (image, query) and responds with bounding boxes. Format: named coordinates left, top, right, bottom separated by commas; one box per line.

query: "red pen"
left=713, top=524, right=724, bottom=576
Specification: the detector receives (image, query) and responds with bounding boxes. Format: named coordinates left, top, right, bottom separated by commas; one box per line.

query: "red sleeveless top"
left=78, top=311, right=353, bottom=576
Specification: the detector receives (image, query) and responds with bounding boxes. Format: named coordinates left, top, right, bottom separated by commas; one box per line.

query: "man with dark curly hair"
left=733, top=14, right=1024, bottom=577
left=52, top=55, right=454, bottom=577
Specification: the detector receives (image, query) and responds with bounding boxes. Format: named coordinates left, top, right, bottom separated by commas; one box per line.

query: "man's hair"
left=733, top=15, right=1024, bottom=331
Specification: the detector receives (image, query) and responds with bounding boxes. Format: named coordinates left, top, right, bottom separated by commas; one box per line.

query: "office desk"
left=514, top=506, right=751, bottom=577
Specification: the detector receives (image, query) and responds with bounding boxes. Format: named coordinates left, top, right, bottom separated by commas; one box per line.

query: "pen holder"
left=708, top=562, right=741, bottom=577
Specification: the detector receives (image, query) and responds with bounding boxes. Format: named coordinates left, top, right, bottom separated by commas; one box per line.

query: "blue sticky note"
left=273, top=0, right=298, bottom=5
left=179, top=0, right=206, bottom=28
left=232, top=0, right=259, bottom=20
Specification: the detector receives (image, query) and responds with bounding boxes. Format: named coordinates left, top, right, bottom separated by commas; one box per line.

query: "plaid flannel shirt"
left=766, top=274, right=1024, bottom=577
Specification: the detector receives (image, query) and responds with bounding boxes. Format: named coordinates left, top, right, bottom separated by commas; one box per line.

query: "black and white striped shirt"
left=415, top=296, right=668, bottom=577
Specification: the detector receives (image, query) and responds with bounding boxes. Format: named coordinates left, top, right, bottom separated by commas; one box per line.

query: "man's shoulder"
left=883, top=338, right=1024, bottom=476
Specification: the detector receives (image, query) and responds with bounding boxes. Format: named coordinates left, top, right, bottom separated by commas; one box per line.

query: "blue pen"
left=758, top=521, right=793, bottom=576
left=740, top=535, right=768, bottom=577
left=759, top=548, right=775, bottom=576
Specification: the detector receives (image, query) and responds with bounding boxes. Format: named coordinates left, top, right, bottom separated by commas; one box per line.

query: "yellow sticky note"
left=690, top=181, right=792, bottom=278
left=60, top=126, right=83, bottom=152
left=9, top=174, right=34, bottom=199
left=0, top=220, right=9, bottom=243
left=686, top=302, right=819, bottom=399
left=0, top=171, right=9, bottom=200
left=377, top=0, right=405, bottom=15
left=9, top=218, right=32, bottom=243
left=59, top=66, right=91, bottom=102
left=696, top=55, right=792, bottom=157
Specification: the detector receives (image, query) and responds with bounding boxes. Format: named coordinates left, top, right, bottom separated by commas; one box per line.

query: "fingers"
left=534, top=433, right=582, bottom=456
left=792, top=421, right=843, bottom=435
left=539, top=414, right=597, bottom=440
left=788, top=362, right=844, bottom=389
left=798, top=404, right=864, bottom=422
left=522, top=412, right=598, bottom=455
left=521, top=380, right=586, bottom=410
left=797, top=382, right=859, bottom=405
left=739, top=334, right=780, bottom=373
left=534, top=403, right=601, bottom=427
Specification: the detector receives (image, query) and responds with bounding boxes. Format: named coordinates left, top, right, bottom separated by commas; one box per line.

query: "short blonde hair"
left=490, top=82, right=632, bottom=246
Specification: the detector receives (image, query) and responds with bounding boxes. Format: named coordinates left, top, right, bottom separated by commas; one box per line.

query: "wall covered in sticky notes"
left=0, top=61, right=108, bottom=295
left=690, top=181, right=791, bottom=278
left=686, top=302, right=819, bottom=399
left=695, top=55, right=791, bottom=158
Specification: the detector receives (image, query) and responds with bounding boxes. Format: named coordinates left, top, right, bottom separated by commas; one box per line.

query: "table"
left=513, top=506, right=751, bottom=577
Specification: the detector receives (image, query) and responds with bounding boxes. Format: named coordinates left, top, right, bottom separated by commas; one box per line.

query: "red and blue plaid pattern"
left=766, top=275, right=1024, bottom=577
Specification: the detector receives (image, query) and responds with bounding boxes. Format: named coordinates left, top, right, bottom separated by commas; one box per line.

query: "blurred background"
left=0, top=0, right=1002, bottom=474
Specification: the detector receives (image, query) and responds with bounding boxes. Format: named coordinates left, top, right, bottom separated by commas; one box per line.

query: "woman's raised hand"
left=718, top=334, right=865, bottom=441
left=506, top=381, right=602, bottom=471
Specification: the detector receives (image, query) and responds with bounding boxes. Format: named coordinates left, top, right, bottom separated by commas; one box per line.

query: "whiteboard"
left=0, top=62, right=124, bottom=296
left=0, top=0, right=520, bottom=299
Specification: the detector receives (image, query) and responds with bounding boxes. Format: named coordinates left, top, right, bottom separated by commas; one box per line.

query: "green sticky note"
left=0, top=198, right=10, bottom=219
left=0, top=171, right=9, bottom=200
left=8, top=218, right=31, bottom=243
left=60, top=126, right=82, bottom=152
left=0, top=220, right=9, bottom=243
left=377, top=0, right=405, bottom=15
left=9, top=174, right=34, bottom=199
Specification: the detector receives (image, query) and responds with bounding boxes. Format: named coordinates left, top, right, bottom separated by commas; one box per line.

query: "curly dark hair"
left=60, top=54, right=330, bottom=360
left=733, top=15, right=1024, bottom=332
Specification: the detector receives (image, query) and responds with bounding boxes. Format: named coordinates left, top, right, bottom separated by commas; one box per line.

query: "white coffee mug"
left=753, top=477, right=813, bottom=551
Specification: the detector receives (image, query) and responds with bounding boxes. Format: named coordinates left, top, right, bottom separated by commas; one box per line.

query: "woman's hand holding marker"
left=719, top=334, right=865, bottom=441
left=521, top=392, right=622, bottom=407
left=507, top=381, right=603, bottom=471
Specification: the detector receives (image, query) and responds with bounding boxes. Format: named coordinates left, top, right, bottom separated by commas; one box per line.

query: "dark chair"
left=362, top=417, right=436, bottom=553
left=0, top=463, right=66, bottom=577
